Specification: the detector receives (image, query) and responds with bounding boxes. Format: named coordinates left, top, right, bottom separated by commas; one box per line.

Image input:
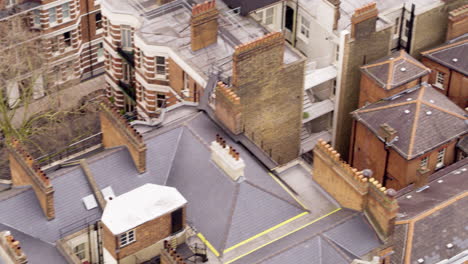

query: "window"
left=97, top=42, right=104, bottom=62
left=63, top=31, right=71, bottom=47
left=73, top=243, right=86, bottom=260
left=120, top=230, right=135, bottom=247
left=50, top=36, right=60, bottom=53
left=49, top=7, right=57, bottom=24
left=155, top=56, right=166, bottom=76
left=96, top=12, right=102, bottom=30
left=285, top=6, right=294, bottom=31
left=420, top=157, right=428, bottom=169
left=394, top=17, right=400, bottom=34
left=436, top=148, right=446, bottom=168
left=122, top=62, right=131, bottom=83
left=121, top=26, right=132, bottom=49
left=264, top=7, right=274, bottom=25
left=62, top=3, right=70, bottom=19
left=157, top=94, right=166, bottom=108
left=299, top=15, right=310, bottom=38
left=183, top=72, right=190, bottom=97
left=404, top=19, right=410, bottom=37
left=435, top=71, right=445, bottom=89
left=171, top=208, right=183, bottom=234
left=32, top=10, right=41, bottom=26
left=335, top=45, right=340, bottom=62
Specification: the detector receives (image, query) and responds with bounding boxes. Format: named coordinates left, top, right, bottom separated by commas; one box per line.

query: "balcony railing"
left=118, top=80, right=136, bottom=101
left=117, top=48, right=135, bottom=67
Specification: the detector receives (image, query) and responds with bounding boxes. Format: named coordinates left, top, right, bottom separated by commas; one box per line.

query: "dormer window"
left=120, top=229, right=136, bottom=247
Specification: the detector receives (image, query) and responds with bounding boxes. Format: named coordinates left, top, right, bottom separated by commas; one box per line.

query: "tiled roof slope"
left=361, top=50, right=431, bottom=90
left=422, top=39, right=468, bottom=76
left=353, top=84, right=467, bottom=160
left=0, top=112, right=305, bottom=261
left=393, top=159, right=468, bottom=264
left=231, top=211, right=382, bottom=264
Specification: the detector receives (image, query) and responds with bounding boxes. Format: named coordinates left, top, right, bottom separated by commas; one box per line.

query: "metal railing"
left=35, top=132, right=102, bottom=167
left=59, top=212, right=101, bottom=238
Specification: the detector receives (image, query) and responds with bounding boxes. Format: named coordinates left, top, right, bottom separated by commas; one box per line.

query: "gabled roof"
left=361, top=50, right=431, bottom=90
left=393, top=159, right=468, bottom=264
left=353, top=84, right=467, bottom=160
left=422, top=38, right=468, bottom=76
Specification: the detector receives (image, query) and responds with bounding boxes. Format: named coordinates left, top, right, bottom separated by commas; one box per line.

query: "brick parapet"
left=0, top=231, right=27, bottom=264
left=161, top=241, right=187, bottom=264
left=214, top=82, right=242, bottom=135
left=191, top=0, right=216, bottom=17
left=233, top=32, right=284, bottom=58
left=6, top=138, right=55, bottom=220
left=351, top=2, right=378, bottom=23
left=449, top=4, right=468, bottom=19
left=100, top=99, right=147, bottom=173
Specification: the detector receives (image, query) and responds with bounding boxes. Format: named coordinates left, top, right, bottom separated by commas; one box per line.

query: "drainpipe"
left=293, top=0, right=300, bottom=47
left=383, top=136, right=398, bottom=186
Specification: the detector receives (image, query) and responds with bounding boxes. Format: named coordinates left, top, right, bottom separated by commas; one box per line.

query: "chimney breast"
left=351, top=2, right=378, bottom=39
left=190, top=0, right=219, bottom=51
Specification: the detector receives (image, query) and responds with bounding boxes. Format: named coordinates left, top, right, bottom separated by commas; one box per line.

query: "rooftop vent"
left=426, top=111, right=432, bottom=115
left=82, top=194, right=98, bottom=210
left=404, top=110, right=411, bottom=114
left=446, top=243, right=454, bottom=249
left=438, top=179, right=444, bottom=183
left=429, top=100, right=434, bottom=103
left=462, top=168, right=467, bottom=172
left=418, top=258, right=425, bottom=263
left=400, top=67, right=407, bottom=72
left=102, top=186, right=115, bottom=202
left=407, top=98, right=412, bottom=101
left=406, top=195, right=412, bottom=199
left=452, top=58, right=458, bottom=63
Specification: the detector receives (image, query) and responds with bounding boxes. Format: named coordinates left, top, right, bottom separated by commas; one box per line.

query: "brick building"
left=101, top=0, right=305, bottom=164
left=1, top=0, right=104, bottom=108
left=350, top=83, right=467, bottom=190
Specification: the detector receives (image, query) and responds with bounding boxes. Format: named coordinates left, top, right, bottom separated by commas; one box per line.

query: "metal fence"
left=35, top=132, right=103, bottom=167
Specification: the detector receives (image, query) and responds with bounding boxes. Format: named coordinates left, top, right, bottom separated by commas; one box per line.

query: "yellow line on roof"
left=197, top=233, right=220, bottom=257
left=268, top=172, right=308, bottom=210
left=224, top=207, right=342, bottom=264
left=223, top=211, right=309, bottom=254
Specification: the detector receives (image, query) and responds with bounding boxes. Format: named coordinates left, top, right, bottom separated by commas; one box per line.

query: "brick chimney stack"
left=446, top=4, right=468, bottom=41
left=210, top=134, right=245, bottom=181
left=190, top=0, right=219, bottom=51
left=378, top=123, right=398, bottom=143
left=0, top=231, right=28, bottom=264
left=351, top=2, right=378, bottom=39
left=7, top=138, right=55, bottom=220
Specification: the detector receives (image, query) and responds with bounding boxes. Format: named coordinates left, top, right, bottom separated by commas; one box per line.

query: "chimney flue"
left=190, top=0, right=219, bottom=51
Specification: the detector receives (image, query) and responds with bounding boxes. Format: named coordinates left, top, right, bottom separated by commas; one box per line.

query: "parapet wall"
left=313, top=140, right=398, bottom=240
left=214, top=82, right=242, bottom=135
left=7, top=138, right=55, bottom=220
left=0, top=231, right=27, bottom=264
left=100, top=100, right=147, bottom=173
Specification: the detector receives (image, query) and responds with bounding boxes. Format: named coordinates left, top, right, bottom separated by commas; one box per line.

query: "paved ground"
left=11, top=75, right=105, bottom=126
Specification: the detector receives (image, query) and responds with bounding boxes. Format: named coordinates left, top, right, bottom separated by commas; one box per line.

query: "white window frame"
left=32, top=9, right=41, bottom=27
left=155, top=56, right=166, bottom=79
left=61, top=3, right=70, bottom=20
left=435, top=71, right=445, bottom=89
left=436, top=148, right=446, bottom=169
left=420, top=156, right=429, bottom=170
left=394, top=17, right=400, bottom=35
left=264, top=6, right=274, bottom=25
left=97, top=42, right=104, bottom=62
left=182, top=72, right=190, bottom=98
left=120, top=229, right=136, bottom=247
left=121, top=26, right=132, bottom=50
left=73, top=243, right=87, bottom=261
left=49, top=7, right=57, bottom=24
left=298, top=15, right=310, bottom=41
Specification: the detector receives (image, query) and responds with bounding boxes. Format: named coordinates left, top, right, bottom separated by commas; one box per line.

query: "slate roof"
left=353, top=84, right=468, bottom=160
left=457, top=136, right=468, bottom=154
left=0, top=223, right=66, bottom=264
left=0, top=112, right=305, bottom=261
left=361, top=50, right=431, bottom=90
left=231, top=210, right=382, bottom=264
left=222, top=0, right=281, bottom=15
left=393, top=158, right=468, bottom=264
left=422, top=39, right=468, bottom=76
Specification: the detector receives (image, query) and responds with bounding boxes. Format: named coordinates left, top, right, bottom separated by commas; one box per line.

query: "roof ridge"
left=385, top=53, right=397, bottom=90
left=421, top=38, right=468, bottom=55
left=244, top=180, right=304, bottom=210
left=407, top=85, right=426, bottom=158
left=355, top=100, right=415, bottom=114
left=163, top=127, right=185, bottom=186
left=219, top=183, right=240, bottom=253
left=421, top=101, right=467, bottom=120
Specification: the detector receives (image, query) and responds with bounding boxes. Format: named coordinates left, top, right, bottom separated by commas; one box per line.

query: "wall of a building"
left=335, top=26, right=393, bottom=160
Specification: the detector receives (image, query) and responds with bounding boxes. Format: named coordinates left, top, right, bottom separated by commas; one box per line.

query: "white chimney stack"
left=211, top=134, right=245, bottom=181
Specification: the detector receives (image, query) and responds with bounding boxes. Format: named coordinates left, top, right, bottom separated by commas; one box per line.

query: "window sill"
left=433, top=83, right=444, bottom=90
